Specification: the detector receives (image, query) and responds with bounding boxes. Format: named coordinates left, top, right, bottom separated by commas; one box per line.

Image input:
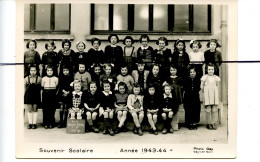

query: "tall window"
left=91, top=4, right=211, bottom=34
left=24, top=4, right=71, bottom=33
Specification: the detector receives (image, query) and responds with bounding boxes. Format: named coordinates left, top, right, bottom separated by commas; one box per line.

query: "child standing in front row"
left=200, top=63, right=220, bottom=130
left=74, top=63, right=92, bottom=92
left=127, top=84, right=144, bottom=136
left=160, top=84, right=178, bottom=134
left=188, top=40, right=204, bottom=79
left=183, top=65, right=201, bottom=130
left=41, top=65, right=59, bottom=129
left=99, top=80, right=115, bottom=136
left=84, top=81, right=100, bottom=133
left=24, top=65, right=42, bottom=129
left=114, top=82, right=129, bottom=133
left=144, top=84, right=159, bottom=135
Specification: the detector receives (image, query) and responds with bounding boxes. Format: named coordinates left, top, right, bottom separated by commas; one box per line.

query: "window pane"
left=194, top=5, right=208, bottom=32
left=174, top=5, right=189, bottom=31
left=35, top=4, right=51, bottom=31
left=94, top=4, right=109, bottom=30
left=113, top=4, right=128, bottom=30
left=24, top=4, right=30, bottom=31
left=153, top=5, right=168, bottom=31
left=55, top=4, right=70, bottom=31
left=134, top=4, right=149, bottom=31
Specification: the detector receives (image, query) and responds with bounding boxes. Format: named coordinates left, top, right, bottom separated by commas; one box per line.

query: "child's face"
left=176, top=42, right=184, bottom=51
left=137, top=64, right=145, bottom=72
left=47, top=44, right=54, bottom=52
left=190, top=69, right=196, bottom=78
left=121, top=67, right=128, bottom=76
left=141, top=38, right=148, bottom=47
left=208, top=66, right=215, bottom=76
left=133, top=87, right=140, bottom=95
left=29, top=67, right=37, bottom=76
left=118, top=86, right=126, bottom=94
left=77, top=43, right=85, bottom=52
left=148, top=87, right=155, bottom=95
left=46, top=68, right=53, bottom=76
left=209, top=42, right=217, bottom=51
left=152, top=66, right=159, bottom=76
left=159, top=40, right=166, bottom=50
left=192, top=43, right=199, bottom=52
left=94, top=67, right=101, bottom=75
left=125, top=39, right=132, bottom=47
left=74, top=83, right=81, bottom=92
left=103, top=83, right=111, bottom=92
left=93, top=41, right=99, bottom=49
left=79, top=64, right=85, bottom=73
left=64, top=43, right=70, bottom=51
left=90, top=83, right=97, bottom=93
left=28, top=42, right=36, bottom=51
left=170, top=67, right=177, bottom=76
left=105, top=66, right=111, bottom=75
left=63, top=69, right=69, bottom=76
left=110, top=36, right=117, bottom=45
left=164, top=86, right=171, bottom=95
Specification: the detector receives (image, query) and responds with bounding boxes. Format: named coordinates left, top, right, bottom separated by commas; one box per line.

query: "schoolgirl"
left=123, top=36, right=136, bottom=72
left=172, top=39, right=190, bottom=77
left=42, top=40, right=59, bottom=77
left=89, top=63, right=103, bottom=92
left=146, top=64, right=164, bottom=94
left=131, top=62, right=150, bottom=91
left=74, top=41, right=89, bottom=71
left=74, top=63, right=92, bottom=92
left=116, top=64, right=135, bottom=93
left=41, top=65, right=59, bottom=129
left=24, top=65, right=42, bottom=129
left=83, top=81, right=100, bottom=133
left=99, top=64, right=117, bottom=91
left=204, top=39, right=222, bottom=76
left=24, top=39, right=41, bottom=77
left=114, top=82, right=129, bottom=133
left=87, top=37, right=104, bottom=67
left=58, top=39, right=75, bottom=75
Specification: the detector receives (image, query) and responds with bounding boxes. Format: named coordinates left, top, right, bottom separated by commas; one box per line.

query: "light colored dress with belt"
left=201, top=74, right=220, bottom=105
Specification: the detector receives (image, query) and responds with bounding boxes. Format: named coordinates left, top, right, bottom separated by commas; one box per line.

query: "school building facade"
left=24, top=3, right=228, bottom=105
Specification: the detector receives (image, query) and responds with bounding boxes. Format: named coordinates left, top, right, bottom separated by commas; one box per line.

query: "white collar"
left=92, top=47, right=101, bottom=51
left=141, top=46, right=149, bottom=50
left=72, top=91, right=83, bottom=96
left=102, top=91, right=112, bottom=96
left=163, top=93, right=172, bottom=98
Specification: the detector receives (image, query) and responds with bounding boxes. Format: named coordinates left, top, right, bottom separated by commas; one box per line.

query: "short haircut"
left=88, top=81, right=97, bottom=89
left=91, top=37, right=101, bottom=46
left=62, top=39, right=71, bottom=48
left=174, top=39, right=186, bottom=52
left=102, top=80, right=111, bottom=88
left=76, top=41, right=86, bottom=49
left=190, top=40, right=202, bottom=49
left=139, top=34, right=150, bottom=43
left=45, top=40, right=56, bottom=50
left=206, top=39, right=221, bottom=48
left=108, top=34, right=119, bottom=43
left=26, top=39, right=37, bottom=49
left=123, top=36, right=134, bottom=45
left=156, top=37, right=168, bottom=46
left=117, top=81, right=128, bottom=93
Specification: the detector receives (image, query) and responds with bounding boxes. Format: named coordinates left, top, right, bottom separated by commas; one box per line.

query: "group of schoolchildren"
left=24, top=34, right=222, bottom=136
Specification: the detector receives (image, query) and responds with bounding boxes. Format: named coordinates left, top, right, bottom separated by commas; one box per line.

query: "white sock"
left=32, top=112, right=38, bottom=124
left=28, top=112, right=33, bottom=124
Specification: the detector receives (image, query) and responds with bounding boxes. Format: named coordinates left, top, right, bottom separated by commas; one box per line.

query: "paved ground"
left=23, top=106, right=228, bottom=144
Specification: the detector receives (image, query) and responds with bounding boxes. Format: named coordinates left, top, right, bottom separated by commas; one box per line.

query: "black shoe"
left=149, top=129, right=153, bottom=134
left=114, top=127, right=120, bottom=134
left=32, top=124, right=37, bottom=129
left=169, top=128, right=174, bottom=133
left=122, top=125, right=128, bottom=132
left=48, top=124, right=54, bottom=129
left=44, top=125, right=48, bottom=129
left=189, top=124, right=193, bottom=130
left=212, top=124, right=217, bottom=130
left=206, top=124, right=213, bottom=130
left=133, top=126, right=138, bottom=134
left=193, top=124, right=197, bottom=130
left=103, top=128, right=108, bottom=134
left=153, top=129, right=158, bottom=135
left=92, top=126, right=99, bottom=133
left=108, top=128, right=115, bottom=136
left=138, top=127, right=143, bottom=136
left=27, top=124, right=32, bottom=129
left=162, top=128, right=167, bottom=134
left=57, top=122, right=63, bottom=128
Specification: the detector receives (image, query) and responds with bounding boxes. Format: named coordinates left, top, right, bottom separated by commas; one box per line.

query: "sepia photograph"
left=16, top=0, right=237, bottom=158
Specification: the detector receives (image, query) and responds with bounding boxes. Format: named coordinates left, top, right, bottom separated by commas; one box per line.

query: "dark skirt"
left=42, top=89, right=57, bottom=125
left=184, top=92, right=201, bottom=124
left=24, top=83, right=41, bottom=104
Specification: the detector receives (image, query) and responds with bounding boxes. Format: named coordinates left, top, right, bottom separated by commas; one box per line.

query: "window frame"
left=24, top=4, right=71, bottom=34
left=90, top=4, right=211, bottom=35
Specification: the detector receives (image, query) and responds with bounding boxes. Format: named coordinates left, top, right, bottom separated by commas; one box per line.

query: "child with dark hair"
left=131, top=62, right=150, bottom=91
left=123, top=36, right=136, bottom=72
left=127, top=83, right=144, bottom=136
left=74, top=63, right=92, bottom=92
left=42, top=40, right=59, bottom=77
left=147, top=64, right=164, bottom=94
left=100, top=64, right=117, bottom=92
left=204, top=39, right=222, bottom=76
left=183, top=65, right=201, bottom=130
left=89, top=63, right=103, bottom=92
left=87, top=37, right=104, bottom=67
left=58, top=39, right=75, bottom=76
left=74, top=41, right=89, bottom=72
left=144, top=84, right=159, bottom=135
left=99, top=80, right=115, bottom=136
left=83, top=81, right=100, bottom=133
left=24, top=39, right=41, bottom=77
left=172, top=39, right=190, bottom=77
left=188, top=40, right=204, bottom=79
left=41, top=65, right=59, bottom=129
left=114, top=82, right=129, bottom=133
left=104, top=34, right=124, bottom=74
left=154, top=37, right=171, bottom=65
left=57, top=65, right=73, bottom=128
left=24, top=65, right=42, bottom=129
left=116, top=64, right=134, bottom=93
left=137, top=34, right=155, bottom=69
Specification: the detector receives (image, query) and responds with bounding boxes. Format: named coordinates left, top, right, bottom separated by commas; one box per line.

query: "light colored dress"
left=201, top=74, right=220, bottom=105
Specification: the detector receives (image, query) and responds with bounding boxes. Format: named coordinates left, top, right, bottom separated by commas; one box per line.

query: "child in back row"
left=137, top=34, right=154, bottom=69
left=58, top=39, right=75, bottom=75
left=123, top=36, right=136, bottom=72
